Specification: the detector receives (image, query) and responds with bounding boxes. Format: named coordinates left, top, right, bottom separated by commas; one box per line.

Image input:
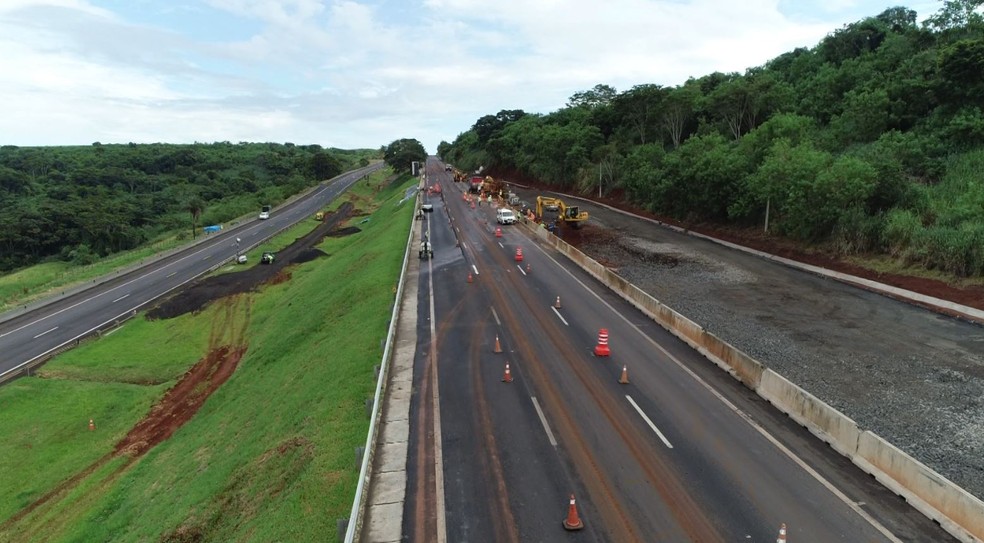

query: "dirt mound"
left=115, top=344, right=246, bottom=457
left=147, top=204, right=357, bottom=319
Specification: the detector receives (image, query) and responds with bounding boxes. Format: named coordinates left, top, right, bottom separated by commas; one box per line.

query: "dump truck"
left=468, top=176, right=484, bottom=194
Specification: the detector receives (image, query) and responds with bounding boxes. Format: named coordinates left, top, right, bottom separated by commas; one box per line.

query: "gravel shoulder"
left=509, top=185, right=984, bottom=501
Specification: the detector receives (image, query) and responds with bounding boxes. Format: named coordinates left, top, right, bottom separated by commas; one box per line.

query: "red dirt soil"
left=114, top=345, right=246, bottom=457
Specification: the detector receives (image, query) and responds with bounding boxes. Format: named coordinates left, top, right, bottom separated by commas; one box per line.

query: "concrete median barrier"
left=758, top=369, right=861, bottom=457
left=854, top=431, right=984, bottom=542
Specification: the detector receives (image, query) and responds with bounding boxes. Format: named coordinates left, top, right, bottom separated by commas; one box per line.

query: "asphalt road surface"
left=403, top=158, right=955, bottom=542
left=0, top=163, right=382, bottom=383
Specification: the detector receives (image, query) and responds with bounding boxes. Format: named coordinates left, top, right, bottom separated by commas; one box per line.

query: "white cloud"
left=0, top=0, right=924, bottom=151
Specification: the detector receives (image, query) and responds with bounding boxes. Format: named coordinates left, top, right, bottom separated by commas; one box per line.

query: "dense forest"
left=441, top=1, right=984, bottom=277
left=0, top=142, right=376, bottom=272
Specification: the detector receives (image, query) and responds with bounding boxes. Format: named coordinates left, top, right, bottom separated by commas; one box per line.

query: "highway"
left=0, top=163, right=383, bottom=383
left=404, top=158, right=955, bottom=542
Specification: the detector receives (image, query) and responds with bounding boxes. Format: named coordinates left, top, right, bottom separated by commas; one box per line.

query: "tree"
left=437, top=141, right=452, bottom=160
left=383, top=138, right=427, bottom=174
left=310, top=151, right=342, bottom=180
left=923, top=0, right=984, bottom=33
left=876, top=6, right=917, bottom=32
left=567, top=84, right=617, bottom=109
left=187, top=197, right=205, bottom=239
left=611, top=84, right=667, bottom=145
left=938, top=39, right=984, bottom=107
left=662, top=85, right=699, bottom=149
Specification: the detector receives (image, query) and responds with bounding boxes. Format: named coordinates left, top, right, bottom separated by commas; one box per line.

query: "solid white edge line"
left=529, top=242, right=904, bottom=543
left=531, top=396, right=558, bottom=447
left=625, top=395, right=673, bottom=448
left=427, top=237, right=448, bottom=543
left=551, top=306, right=569, bottom=326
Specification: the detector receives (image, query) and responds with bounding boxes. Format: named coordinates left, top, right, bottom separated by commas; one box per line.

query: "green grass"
left=38, top=310, right=213, bottom=385
left=0, top=172, right=416, bottom=542
left=0, top=379, right=161, bottom=524
left=0, top=236, right=188, bottom=314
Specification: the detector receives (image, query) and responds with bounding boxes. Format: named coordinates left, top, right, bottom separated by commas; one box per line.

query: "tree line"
left=442, top=1, right=984, bottom=277
left=0, top=142, right=376, bottom=272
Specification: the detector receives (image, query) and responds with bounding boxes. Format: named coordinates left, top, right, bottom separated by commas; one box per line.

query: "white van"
left=496, top=208, right=516, bottom=225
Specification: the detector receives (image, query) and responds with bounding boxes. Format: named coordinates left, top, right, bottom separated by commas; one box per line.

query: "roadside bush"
left=66, top=244, right=99, bottom=266
left=832, top=207, right=883, bottom=255
left=881, top=207, right=922, bottom=257
left=911, top=225, right=984, bottom=277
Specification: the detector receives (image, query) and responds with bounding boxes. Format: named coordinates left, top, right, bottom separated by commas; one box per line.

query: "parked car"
left=422, top=203, right=434, bottom=212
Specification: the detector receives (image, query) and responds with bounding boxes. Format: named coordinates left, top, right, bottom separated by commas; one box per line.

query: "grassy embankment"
left=0, top=169, right=415, bottom=542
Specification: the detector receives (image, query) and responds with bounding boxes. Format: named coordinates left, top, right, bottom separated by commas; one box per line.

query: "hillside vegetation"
left=443, top=1, right=984, bottom=278
left=0, top=142, right=378, bottom=272
left=0, top=170, right=415, bottom=542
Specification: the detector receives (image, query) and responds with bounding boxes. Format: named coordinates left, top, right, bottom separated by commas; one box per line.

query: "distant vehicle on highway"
left=259, top=205, right=271, bottom=220
left=421, top=203, right=434, bottom=213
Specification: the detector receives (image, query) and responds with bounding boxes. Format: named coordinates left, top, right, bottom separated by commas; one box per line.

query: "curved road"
left=402, top=158, right=955, bottom=541
left=0, top=163, right=383, bottom=383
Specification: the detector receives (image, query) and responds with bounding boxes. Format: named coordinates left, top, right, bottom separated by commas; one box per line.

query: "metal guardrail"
left=343, top=179, right=419, bottom=543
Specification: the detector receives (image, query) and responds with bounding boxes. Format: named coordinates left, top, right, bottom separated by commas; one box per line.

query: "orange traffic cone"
left=88, top=419, right=95, bottom=431
left=554, top=296, right=561, bottom=309
left=494, top=335, right=503, bottom=353
left=514, top=247, right=523, bottom=262
left=467, top=272, right=473, bottom=283
left=776, top=523, right=787, bottom=543
left=562, top=494, right=584, bottom=531
left=502, top=363, right=513, bottom=383
left=594, top=328, right=610, bottom=357
left=618, top=365, right=629, bottom=384
left=495, top=227, right=502, bottom=238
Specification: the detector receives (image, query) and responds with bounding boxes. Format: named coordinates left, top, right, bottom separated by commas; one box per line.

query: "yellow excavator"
left=535, top=196, right=589, bottom=228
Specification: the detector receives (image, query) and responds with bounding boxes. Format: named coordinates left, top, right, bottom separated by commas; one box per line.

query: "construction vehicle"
left=261, top=252, right=276, bottom=264
left=419, top=233, right=433, bottom=259
left=468, top=175, right=485, bottom=194
left=536, top=196, right=589, bottom=228
left=314, top=211, right=325, bottom=221
left=481, top=176, right=506, bottom=199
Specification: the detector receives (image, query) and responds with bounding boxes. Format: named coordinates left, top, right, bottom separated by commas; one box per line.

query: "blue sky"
left=0, top=0, right=944, bottom=152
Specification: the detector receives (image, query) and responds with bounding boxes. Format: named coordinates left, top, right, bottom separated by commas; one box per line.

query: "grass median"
left=0, top=170, right=415, bottom=542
